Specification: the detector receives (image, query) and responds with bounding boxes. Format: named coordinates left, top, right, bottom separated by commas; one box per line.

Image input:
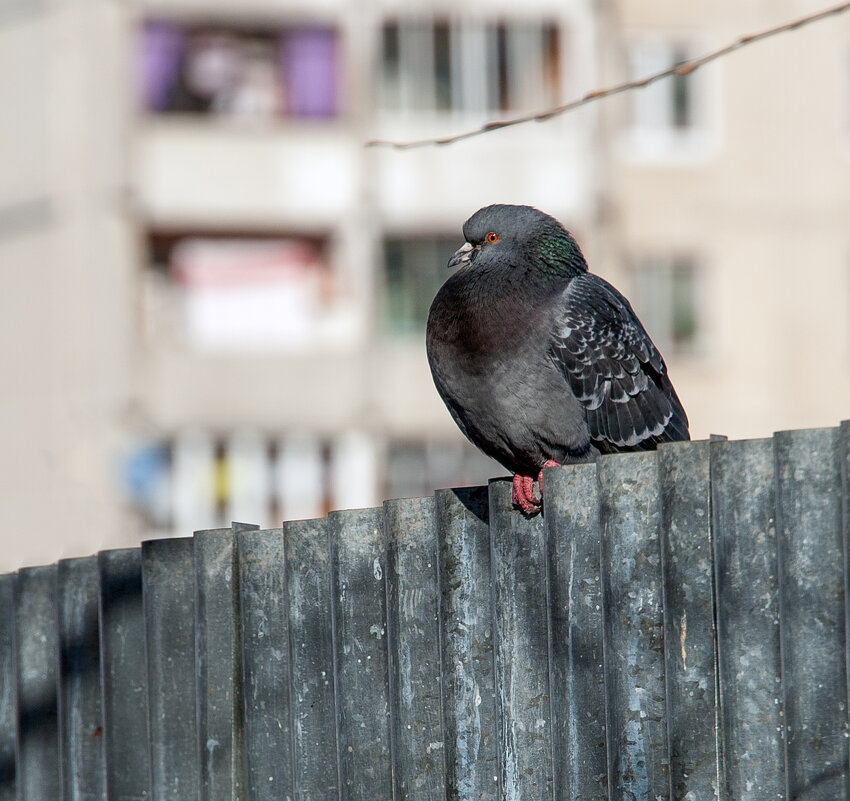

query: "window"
left=384, top=440, right=502, bottom=501
left=631, top=256, right=701, bottom=355
left=382, top=236, right=459, bottom=334
left=139, top=20, right=339, bottom=122
left=623, top=37, right=716, bottom=159
left=145, top=231, right=355, bottom=352
left=379, top=18, right=562, bottom=115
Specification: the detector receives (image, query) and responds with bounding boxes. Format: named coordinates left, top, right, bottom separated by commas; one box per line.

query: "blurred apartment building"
left=2, top=0, right=849, bottom=568
left=603, top=0, right=850, bottom=456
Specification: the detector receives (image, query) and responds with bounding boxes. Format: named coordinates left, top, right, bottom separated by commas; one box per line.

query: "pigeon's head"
left=448, top=204, right=588, bottom=277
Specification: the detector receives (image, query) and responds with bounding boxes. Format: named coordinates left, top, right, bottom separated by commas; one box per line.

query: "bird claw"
left=512, top=474, right=541, bottom=515
left=511, top=461, right=561, bottom=516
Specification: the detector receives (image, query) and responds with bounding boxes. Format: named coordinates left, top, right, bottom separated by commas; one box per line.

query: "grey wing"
left=549, top=273, right=689, bottom=452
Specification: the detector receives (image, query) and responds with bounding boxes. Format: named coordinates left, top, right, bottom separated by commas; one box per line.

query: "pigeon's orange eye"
left=486, top=232, right=499, bottom=243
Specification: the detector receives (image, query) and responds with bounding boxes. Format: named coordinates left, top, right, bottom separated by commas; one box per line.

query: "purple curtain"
left=280, top=28, right=338, bottom=118
left=141, top=21, right=184, bottom=111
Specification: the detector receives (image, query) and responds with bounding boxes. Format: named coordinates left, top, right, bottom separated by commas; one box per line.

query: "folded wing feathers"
left=552, top=274, right=688, bottom=450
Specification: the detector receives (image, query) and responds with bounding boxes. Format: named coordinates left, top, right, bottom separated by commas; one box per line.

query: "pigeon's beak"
left=447, top=241, right=476, bottom=269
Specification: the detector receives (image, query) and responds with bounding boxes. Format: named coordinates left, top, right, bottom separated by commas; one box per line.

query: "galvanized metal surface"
left=0, top=575, right=14, bottom=801
left=775, top=429, right=849, bottom=801
left=435, top=485, right=498, bottom=800
left=57, top=557, right=104, bottom=801
left=330, top=507, right=392, bottom=800
left=545, top=463, right=607, bottom=801
left=712, top=437, right=786, bottom=800
left=14, top=566, right=60, bottom=801
left=143, top=536, right=198, bottom=801
left=285, top=517, right=337, bottom=800
left=384, top=496, right=444, bottom=801
left=2, top=423, right=850, bottom=801
left=489, top=478, right=553, bottom=801
left=599, top=451, right=670, bottom=801
left=195, top=523, right=257, bottom=801
left=98, top=547, right=150, bottom=801
left=237, top=526, right=290, bottom=801
left=658, top=441, right=719, bottom=801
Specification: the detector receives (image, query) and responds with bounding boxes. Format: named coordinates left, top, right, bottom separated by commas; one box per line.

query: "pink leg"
left=511, top=474, right=540, bottom=514
left=512, top=461, right=562, bottom=515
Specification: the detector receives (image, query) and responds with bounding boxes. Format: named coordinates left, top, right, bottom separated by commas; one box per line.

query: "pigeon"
left=426, top=204, right=689, bottom=514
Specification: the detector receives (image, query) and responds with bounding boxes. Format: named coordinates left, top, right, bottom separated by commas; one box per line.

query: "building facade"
left=2, top=0, right=849, bottom=568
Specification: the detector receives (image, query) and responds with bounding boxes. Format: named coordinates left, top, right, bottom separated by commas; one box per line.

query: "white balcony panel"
left=140, top=0, right=346, bottom=16
left=139, top=350, right=369, bottom=432
left=275, top=433, right=325, bottom=522
left=330, top=431, right=379, bottom=511
left=172, top=429, right=217, bottom=534
left=226, top=429, right=272, bottom=525
left=375, top=0, right=590, bottom=12
left=136, top=121, right=356, bottom=227
left=373, top=124, right=593, bottom=228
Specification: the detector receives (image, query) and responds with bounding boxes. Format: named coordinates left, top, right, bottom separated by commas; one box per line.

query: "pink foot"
left=511, top=460, right=560, bottom=515
left=512, top=473, right=540, bottom=514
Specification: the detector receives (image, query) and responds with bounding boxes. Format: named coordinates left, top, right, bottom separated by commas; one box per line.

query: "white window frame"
left=378, top=16, right=569, bottom=119
left=618, top=34, right=721, bottom=164
left=629, top=254, right=705, bottom=357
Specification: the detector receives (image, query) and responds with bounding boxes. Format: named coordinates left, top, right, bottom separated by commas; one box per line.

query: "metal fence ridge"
left=2, top=422, right=850, bottom=801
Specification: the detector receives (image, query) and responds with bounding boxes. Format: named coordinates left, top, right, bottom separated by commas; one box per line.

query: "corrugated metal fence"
left=2, top=424, right=850, bottom=801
